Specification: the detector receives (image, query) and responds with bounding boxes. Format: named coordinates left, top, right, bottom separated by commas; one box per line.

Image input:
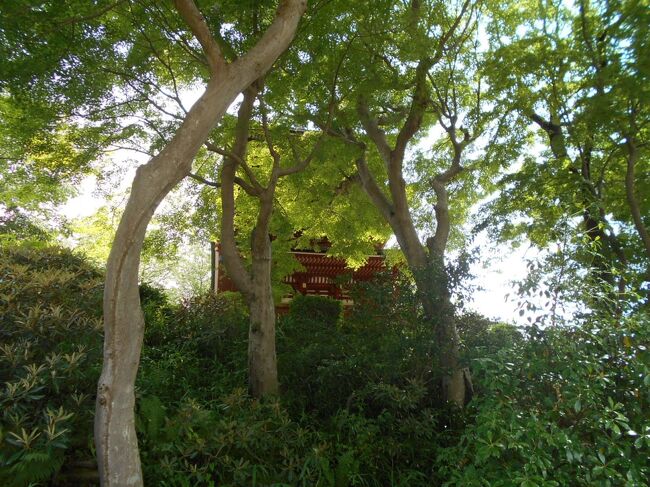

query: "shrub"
left=278, top=281, right=439, bottom=419
left=139, top=291, right=249, bottom=403
left=0, top=244, right=104, bottom=486
left=0, top=243, right=180, bottom=485
left=288, top=294, right=342, bottom=327
left=436, top=314, right=650, bottom=486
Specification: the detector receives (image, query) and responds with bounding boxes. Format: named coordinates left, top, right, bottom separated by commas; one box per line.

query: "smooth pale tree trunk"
left=95, top=1, right=306, bottom=485
left=248, top=196, right=279, bottom=396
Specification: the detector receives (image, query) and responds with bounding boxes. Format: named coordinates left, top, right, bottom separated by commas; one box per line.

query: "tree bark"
left=218, top=86, right=280, bottom=397
left=95, top=1, right=306, bottom=485
left=248, top=195, right=279, bottom=396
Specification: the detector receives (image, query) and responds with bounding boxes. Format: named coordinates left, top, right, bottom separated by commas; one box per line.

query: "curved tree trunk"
left=355, top=98, right=469, bottom=406
left=95, top=1, right=306, bottom=485
left=355, top=151, right=468, bottom=406
left=96, top=77, right=238, bottom=487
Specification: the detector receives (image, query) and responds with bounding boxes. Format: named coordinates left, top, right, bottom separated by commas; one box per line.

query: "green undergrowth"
left=1, top=242, right=648, bottom=486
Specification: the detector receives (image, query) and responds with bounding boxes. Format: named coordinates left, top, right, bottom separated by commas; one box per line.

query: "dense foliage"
left=2, top=243, right=647, bottom=485
left=0, top=244, right=103, bottom=486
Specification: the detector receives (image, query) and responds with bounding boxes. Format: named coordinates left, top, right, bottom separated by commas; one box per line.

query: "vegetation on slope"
left=1, top=242, right=647, bottom=486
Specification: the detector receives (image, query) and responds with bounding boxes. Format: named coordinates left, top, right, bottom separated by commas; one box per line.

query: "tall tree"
left=483, top=0, right=650, bottom=305
left=185, top=8, right=389, bottom=397
left=302, top=0, right=489, bottom=405
left=210, top=84, right=323, bottom=397
left=93, top=0, right=306, bottom=483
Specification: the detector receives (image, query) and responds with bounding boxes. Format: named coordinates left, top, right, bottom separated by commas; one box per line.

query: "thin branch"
left=277, top=136, right=324, bottom=177
left=205, top=140, right=263, bottom=191
left=432, top=0, right=474, bottom=63
left=173, top=0, right=227, bottom=76
left=357, top=97, right=392, bottom=165
left=259, top=96, right=282, bottom=170
left=137, top=26, right=188, bottom=114
left=205, top=141, right=243, bottom=164
left=150, top=2, right=207, bottom=67
left=189, top=172, right=219, bottom=187
left=107, top=145, right=155, bottom=157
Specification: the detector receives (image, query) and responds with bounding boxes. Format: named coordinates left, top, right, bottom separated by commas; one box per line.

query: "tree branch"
left=277, top=135, right=324, bottom=177
left=205, top=140, right=264, bottom=192
left=219, top=87, right=259, bottom=295
left=393, top=58, right=432, bottom=161
left=624, top=136, right=650, bottom=260
left=173, top=0, right=227, bottom=76
left=56, top=0, right=127, bottom=26
left=355, top=150, right=394, bottom=222
left=259, top=96, right=282, bottom=170
left=189, top=172, right=219, bottom=187
left=357, top=97, right=392, bottom=165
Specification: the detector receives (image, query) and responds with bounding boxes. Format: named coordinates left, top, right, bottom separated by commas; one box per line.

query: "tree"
left=92, top=0, right=306, bottom=484
left=207, top=84, right=319, bottom=397
left=483, top=0, right=650, bottom=307
left=0, top=1, right=154, bottom=221
left=185, top=8, right=388, bottom=397
left=302, top=0, right=489, bottom=405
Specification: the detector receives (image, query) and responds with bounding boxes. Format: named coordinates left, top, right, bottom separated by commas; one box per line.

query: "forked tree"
left=95, top=1, right=306, bottom=485
left=305, top=0, right=485, bottom=405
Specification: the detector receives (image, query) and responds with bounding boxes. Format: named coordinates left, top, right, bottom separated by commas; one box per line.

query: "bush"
left=139, top=291, right=249, bottom=403
left=288, top=294, right=342, bottom=328
left=4, top=241, right=647, bottom=487
left=436, top=314, right=650, bottom=486
left=278, top=280, right=440, bottom=420
left=0, top=243, right=186, bottom=485
left=0, top=244, right=104, bottom=486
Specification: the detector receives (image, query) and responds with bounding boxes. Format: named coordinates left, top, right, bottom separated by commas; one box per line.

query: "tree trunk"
left=355, top=149, right=468, bottom=407
left=415, top=268, right=467, bottom=407
left=625, top=137, right=650, bottom=262
left=248, top=246, right=279, bottom=396
left=364, top=173, right=466, bottom=406
left=95, top=1, right=306, bottom=484
left=96, top=78, right=237, bottom=487
left=217, top=87, right=280, bottom=398
left=393, top=180, right=468, bottom=407
left=247, top=193, right=280, bottom=396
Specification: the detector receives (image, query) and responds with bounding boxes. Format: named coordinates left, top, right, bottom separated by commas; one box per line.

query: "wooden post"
left=210, top=241, right=219, bottom=294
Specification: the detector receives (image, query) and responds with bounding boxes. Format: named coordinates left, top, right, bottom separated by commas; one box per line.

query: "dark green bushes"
left=0, top=244, right=104, bottom=486
left=139, top=291, right=249, bottom=402
left=2, top=242, right=648, bottom=486
left=278, top=288, right=438, bottom=419
left=437, top=315, right=650, bottom=486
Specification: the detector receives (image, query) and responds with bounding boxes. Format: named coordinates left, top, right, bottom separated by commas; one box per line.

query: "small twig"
left=189, top=172, right=219, bottom=187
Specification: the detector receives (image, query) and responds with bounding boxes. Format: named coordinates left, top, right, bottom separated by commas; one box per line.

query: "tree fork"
left=95, top=1, right=306, bottom=485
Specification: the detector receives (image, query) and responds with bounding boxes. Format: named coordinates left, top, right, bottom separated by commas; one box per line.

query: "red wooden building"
left=211, top=239, right=387, bottom=311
